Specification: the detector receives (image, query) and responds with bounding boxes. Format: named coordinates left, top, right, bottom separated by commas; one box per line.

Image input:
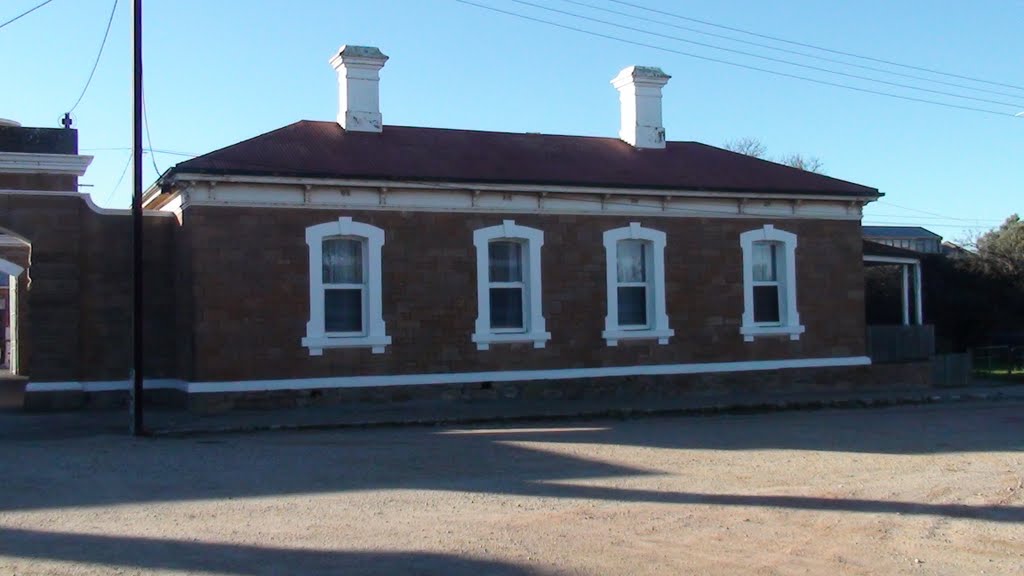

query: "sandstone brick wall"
left=0, top=193, right=177, bottom=382
left=185, top=206, right=867, bottom=382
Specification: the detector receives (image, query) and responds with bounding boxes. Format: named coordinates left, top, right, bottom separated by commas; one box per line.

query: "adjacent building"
left=863, top=226, right=943, bottom=254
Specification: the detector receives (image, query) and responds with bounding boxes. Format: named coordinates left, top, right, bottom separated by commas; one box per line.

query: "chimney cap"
left=611, top=66, right=671, bottom=89
left=330, top=45, right=389, bottom=69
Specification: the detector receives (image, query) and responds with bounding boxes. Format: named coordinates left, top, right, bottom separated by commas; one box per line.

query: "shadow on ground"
left=0, top=401, right=1021, bottom=520
left=0, top=527, right=556, bottom=576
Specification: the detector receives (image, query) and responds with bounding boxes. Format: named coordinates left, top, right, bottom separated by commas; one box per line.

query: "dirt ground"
left=1, top=401, right=1022, bottom=575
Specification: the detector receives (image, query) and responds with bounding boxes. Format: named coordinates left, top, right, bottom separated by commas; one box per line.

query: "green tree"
left=976, top=214, right=1024, bottom=275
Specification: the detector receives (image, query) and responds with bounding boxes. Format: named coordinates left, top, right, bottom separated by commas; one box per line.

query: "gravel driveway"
left=1, top=401, right=1022, bottom=575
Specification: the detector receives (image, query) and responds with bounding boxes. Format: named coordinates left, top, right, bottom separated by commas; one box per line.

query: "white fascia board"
left=0, top=152, right=93, bottom=176
left=168, top=181, right=865, bottom=221
left=167, top=172, right=880, bottom=204
left=863, top=255, right=920, bottom=265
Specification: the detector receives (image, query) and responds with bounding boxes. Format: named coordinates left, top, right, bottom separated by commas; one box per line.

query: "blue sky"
left=2, top=0, right=1020, bottom=242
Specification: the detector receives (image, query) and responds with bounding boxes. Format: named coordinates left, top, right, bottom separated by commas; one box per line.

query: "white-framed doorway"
left=0, top=257, right=26, bottom=375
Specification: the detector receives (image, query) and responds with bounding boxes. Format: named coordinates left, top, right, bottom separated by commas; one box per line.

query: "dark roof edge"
left=163, top=166, right=880, bottom=198
left=690, top=142, right=879, bottom=197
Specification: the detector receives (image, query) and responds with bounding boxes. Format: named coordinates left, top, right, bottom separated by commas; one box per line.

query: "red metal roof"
left=168, top=121, right=879, bottom=197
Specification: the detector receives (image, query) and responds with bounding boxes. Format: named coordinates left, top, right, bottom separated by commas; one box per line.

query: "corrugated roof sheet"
left=863, top=240, right=923, bottom=259
left=862, top=226, right=942, bottom=239
left=167, top=121, right=879, bottom=197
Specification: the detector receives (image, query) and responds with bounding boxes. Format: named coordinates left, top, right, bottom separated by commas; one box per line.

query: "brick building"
left=6, top=46, right=931, bottom=411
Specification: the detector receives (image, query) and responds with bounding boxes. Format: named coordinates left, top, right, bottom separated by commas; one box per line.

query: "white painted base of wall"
left=24, top=356, right=871, bottom=396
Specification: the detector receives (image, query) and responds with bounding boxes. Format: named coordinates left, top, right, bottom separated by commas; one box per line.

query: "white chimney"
left=329, top=45, right=389, bottom=133
left=611, top=66, right=671, bottom=149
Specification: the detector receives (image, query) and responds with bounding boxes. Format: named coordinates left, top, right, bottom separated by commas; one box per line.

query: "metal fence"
left=972, top=345, right=1024, bottom=378
left=866, top=325, right=935, bottom=363
left=932, top=353, right=972, bottom=388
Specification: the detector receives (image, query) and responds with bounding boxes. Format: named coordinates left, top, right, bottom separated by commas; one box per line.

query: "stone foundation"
left=23, top=388, right=187, bottom=412
left=19, top=361, right=934, bottom=415
left=185, top=362, right=931, bottom=414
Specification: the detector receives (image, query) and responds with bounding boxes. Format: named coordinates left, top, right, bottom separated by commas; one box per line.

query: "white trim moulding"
left=167, top=173, right=880, bottom=204
left=24, top=356, right=871, bottom=395
left=863, top=255, right=920, bottom=265
left=0, top=152, right=93, bottom=176
left=167, top=181, right=866, bottom=221
left=0, top=189, right=177, bottom=218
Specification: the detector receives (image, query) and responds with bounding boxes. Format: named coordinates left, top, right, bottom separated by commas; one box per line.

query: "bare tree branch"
left=723, top=137, right=767, bottom=159
left=779, top=153, right=825, bottom=174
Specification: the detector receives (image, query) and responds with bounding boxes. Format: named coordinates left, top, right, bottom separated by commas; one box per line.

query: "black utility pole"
left=130, top=0, right=145, bottom=436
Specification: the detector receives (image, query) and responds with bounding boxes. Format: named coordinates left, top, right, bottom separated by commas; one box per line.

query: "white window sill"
left=603, top=328, right=674, bottom=346
left=472, top=331, right=551, bottom=351
left=740, top=324, right=805, bottom=342
left=302, top=334, right=392, bottom=355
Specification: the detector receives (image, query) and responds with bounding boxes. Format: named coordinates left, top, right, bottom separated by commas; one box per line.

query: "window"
left=602, top=223, right=673, bottom=346
left=616, top=240, right=650, bottom=328
left=488, top=241, right=526, bottom=330
left=740, top=225, right=804, bottom=341
left=472, top=220, right=550, bottom=350
left=302, top=217, right=391, bottom=355
left=323, top=238, right=365, bottom=334
left=751, top=242, right=782, bottom=324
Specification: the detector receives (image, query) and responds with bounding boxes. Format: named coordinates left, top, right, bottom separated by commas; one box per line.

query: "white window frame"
left=602, top=222, right=673, bottom=346
left=321, top=237, right=367, bottom=338
left=740, top=224, right=805, bottom=342
left=472, top=220, right=550, bottom=350
left=302, top=216, right=391, bottom=355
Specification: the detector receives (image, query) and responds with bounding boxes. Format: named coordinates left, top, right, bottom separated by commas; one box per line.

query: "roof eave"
left=164, top=169, right=880, bottom=202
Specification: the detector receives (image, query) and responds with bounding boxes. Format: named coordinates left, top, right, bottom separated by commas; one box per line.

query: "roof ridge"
left=165, top=121, right=879, bottom=197
left=182, top=120, right=310, bottom=164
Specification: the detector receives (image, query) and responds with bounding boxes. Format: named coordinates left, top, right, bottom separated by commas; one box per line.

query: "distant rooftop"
left=862, top=226, right=942, bottom=240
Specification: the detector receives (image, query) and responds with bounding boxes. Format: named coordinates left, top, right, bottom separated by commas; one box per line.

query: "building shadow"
left=0, top=527, right=558, bottom=576
left=0, top=402, right=1020, bottom=522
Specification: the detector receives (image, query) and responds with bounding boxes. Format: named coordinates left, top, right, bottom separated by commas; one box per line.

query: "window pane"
left=617, top=240, right=647, bottom=282
left=617, top=286, right=648, bottom=326
left=325, top=288, right=363, bottom=333
left=488, top=241, right=523, bottom=283
left=752, top=242, right=778, bottom=282
left=753, top=285, right=781, bottom=323
left=323, top=238, right=363, bottom=284
left=490, top=287, right=524, bottom=329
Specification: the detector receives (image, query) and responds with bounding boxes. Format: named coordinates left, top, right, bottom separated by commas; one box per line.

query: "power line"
left=152, top=150, right=1001, bottom=229
left=142, top=86, right=161, bottom=176
left=68, top=0, right=119, bottom=113
left=104, top=152, right=133, bottom=205
left=561, top=0, right=1024, bottom=101
left=874, top=200, right=995, bottom=223
left=607, top=0, right=1024, bottom=93
left=456, top=0, right=1014, bottom=118
left=0, top=0, right=55, bottom=30
left=81, top=147, right=196, bottom=157
left=862, top=221, right=991, bottom=231
left=509, top=0, right=1024, bottom=109
left=866, top=214, right=1003, bottom=224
